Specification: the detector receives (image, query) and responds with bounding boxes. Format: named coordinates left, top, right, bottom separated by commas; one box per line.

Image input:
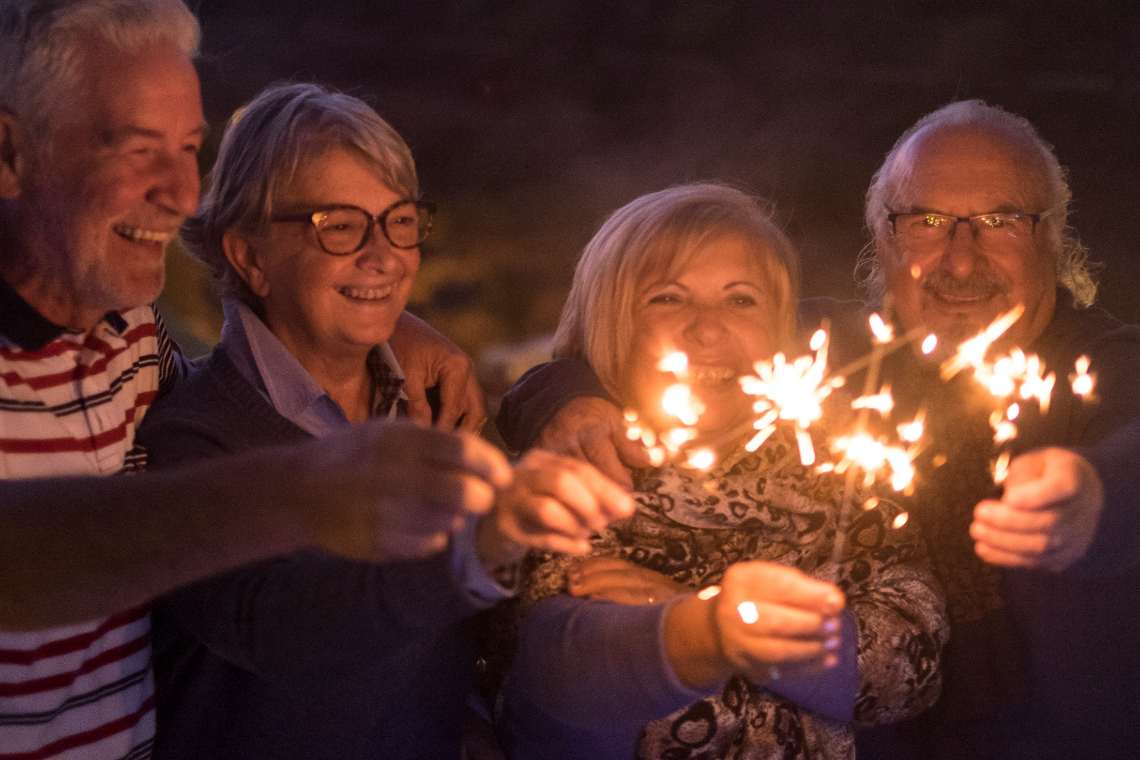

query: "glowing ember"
left=993, top=451, right=1011, bottom=484
left=697, top=585, right=721, bottom=601
left=892, top=512, right=910, bottom=530
left=795, top=429, right=816, bottom=466
left=852, top=390, right=895, bottom=416
left=661, top=383, right=703, bottom=426
left=909, top=264, right=923, bottom=280
left=921, top=334, right=938, bottom=355
left=868, top=312, right=895, bottom=344
left=809, top=328, right=827, bottom=351
left=863, top=496, right=880, bottom=511
left=1006, top=402, right=1020, bottom=420
left=897, top=416, right=924, bottom=443
left=1071, top=355, right=1096, bottom=398
left=658, top=351, right=689, bottom=375
left=686, top=447, right=716, bottom=471
left=737, top=600, right=760, bottom=625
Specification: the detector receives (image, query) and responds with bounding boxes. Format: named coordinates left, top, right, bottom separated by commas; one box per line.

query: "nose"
left=682, top=305, right=729, bottom=348
left=147, top=150, right=200, bottom=218
left=940, top=219, right=981, bottom=279
left=356, top=225, right=407, bottom=273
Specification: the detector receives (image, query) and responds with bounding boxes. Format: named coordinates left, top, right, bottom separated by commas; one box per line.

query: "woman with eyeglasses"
left=136, top=82, right=631, bottom=760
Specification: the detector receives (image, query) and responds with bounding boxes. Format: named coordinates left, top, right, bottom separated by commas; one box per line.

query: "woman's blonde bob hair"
left=552, top=182, right=801, bottom=402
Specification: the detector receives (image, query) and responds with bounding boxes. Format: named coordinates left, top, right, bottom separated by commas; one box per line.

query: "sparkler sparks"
left=737, top=330, right=842, bottom=466
left=1071, top=355, right=1096, bottom=398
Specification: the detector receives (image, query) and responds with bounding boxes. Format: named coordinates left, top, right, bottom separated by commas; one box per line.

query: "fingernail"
left=822, top=617, right=840, bottom=635
left=824, top=654, right=838, bottom=668
left=825, top=636, right=841, bottom=651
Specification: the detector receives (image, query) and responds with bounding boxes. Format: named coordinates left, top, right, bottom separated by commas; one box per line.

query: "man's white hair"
left=0, top=0, right=199, bottom=138
left=857, top=99, right=1097, bottom=307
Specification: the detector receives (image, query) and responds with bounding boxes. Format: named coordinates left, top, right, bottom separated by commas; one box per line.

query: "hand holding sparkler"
left=535, top=396, right=654, bottom=489
left=971, top=447, right=1105, bottom=571
left=663, top=561, right=847, bottom=690
left=478, top=449, right=634, bottom=566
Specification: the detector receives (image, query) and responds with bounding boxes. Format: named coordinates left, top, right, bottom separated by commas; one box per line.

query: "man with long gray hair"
left=499, top=100, right=1140, bottom=758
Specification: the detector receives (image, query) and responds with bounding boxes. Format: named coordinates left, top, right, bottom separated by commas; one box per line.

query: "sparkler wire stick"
left=831, top=311, right=891, bottom=566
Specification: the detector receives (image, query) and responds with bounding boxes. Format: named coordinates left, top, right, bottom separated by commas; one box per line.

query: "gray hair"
left=553, top=182, right=801, bottom=403
left=182, top=82, right=419, bottom=307
left=858, top=99, right=1097, bottom=307
left=0, top=0, right=199, bottom=138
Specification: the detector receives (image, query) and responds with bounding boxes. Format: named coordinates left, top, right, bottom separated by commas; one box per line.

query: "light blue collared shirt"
left=220, top=299, right=510, bottom=605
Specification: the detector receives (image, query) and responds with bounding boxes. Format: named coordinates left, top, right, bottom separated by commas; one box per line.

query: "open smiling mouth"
left=687, top=366, right=736, bottom=386
left=338, top=285, right=395, bottom=302
left=112, top=224, right=175, bottom=245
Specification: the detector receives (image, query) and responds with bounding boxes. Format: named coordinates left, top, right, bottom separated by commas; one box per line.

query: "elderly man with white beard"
left=497, top=100, right=1140, bottom=759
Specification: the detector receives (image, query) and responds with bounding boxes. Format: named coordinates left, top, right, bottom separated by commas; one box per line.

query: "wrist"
left=475, top=514, right=526, bottom=571
left=664, top=593, right=732, bottom=689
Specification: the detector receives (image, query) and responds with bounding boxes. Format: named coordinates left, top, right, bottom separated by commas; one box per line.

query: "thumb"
left=401, top=382, right=433, bottom=427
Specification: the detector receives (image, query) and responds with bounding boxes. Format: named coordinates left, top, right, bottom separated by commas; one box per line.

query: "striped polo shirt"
left=1, top=278, right=178, bottom=759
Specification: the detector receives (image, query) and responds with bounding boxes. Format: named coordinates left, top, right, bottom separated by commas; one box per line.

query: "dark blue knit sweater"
left=138, top=345, right=481, bottom=760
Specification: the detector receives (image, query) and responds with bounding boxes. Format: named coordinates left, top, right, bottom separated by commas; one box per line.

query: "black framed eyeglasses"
left=271, top=199, right=435, bottom=255
left=886, top=208, right=1054, bottom=247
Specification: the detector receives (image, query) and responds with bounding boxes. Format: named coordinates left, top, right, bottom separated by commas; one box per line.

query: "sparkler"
left=938, top=307, right=1096, bottom=484
left=623, top=351, right=713, bottom=471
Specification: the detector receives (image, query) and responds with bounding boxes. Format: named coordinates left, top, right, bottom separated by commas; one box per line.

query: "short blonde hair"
left=553, top=182, right=800, bottom=402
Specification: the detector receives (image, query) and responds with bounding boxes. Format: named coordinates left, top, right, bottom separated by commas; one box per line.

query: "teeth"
left=339, top=285, right=393, bottom=301
left=689, top=367, right=735, bottom=384
left=113, top=224, right=174, bottom=244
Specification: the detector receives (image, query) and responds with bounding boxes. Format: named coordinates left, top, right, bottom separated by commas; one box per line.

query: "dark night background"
left=161, top=1, right=1140, bottom=399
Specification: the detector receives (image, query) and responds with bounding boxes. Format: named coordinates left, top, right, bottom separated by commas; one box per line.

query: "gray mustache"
left=922, top=271, right=1005, bottom=299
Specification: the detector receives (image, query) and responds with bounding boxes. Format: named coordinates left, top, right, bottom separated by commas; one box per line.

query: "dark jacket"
left=139, top=346, right=482, bottom=760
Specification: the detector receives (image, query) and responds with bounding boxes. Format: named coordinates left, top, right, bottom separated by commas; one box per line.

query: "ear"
left=0, top=110, right=29, bottom=199
left=222, top=229, right=271, bottom=298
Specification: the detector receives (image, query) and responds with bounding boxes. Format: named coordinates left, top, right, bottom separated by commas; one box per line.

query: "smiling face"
left=880, top=125, right=1058, bottom=350
left=239, top=146, right=420, bottom=365
left=626, top=235, right=778, bottom=435
left=10, top=38, right=204, bottom=328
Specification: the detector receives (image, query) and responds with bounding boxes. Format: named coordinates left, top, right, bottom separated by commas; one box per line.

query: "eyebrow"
left=903, top=202, right=1029, bottom=216
left=100, top=122, right=210, bottom=145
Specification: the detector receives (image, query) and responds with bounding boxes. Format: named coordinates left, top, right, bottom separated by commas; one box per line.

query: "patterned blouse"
left=517, top=430, right=948, bottom=759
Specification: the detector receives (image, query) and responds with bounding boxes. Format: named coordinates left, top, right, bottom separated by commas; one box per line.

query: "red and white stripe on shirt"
left=1, top=305, right=177, bottom=760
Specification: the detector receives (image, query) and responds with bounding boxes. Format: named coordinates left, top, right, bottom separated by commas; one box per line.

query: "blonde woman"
left=496, top=183, right=946, bottom=759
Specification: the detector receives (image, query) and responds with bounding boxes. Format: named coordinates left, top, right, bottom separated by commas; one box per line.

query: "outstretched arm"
left=0, top=420, right=511, bottom=630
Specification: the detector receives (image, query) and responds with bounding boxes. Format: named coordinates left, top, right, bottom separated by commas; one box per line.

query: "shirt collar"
left=220, top=299, right=406, bottom=437
left=0, top=276, right=128, bottom=350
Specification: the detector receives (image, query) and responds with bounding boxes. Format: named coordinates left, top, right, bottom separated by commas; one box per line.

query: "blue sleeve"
left=1074, top=418, right=1140, bottom=576
left=1063, top=324, right=1140, bottom=577
left=495, top=359, right=611, bottom=453
left=140, top=415, right=482, bottom=677
left=501, top=595, right=710, bottom=738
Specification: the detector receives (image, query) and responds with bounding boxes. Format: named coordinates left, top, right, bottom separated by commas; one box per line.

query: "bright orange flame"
left=658, top=351, right=689, bottom=375
left=868, top=312, right=895, bottom=344
left=1071, top=355, right=1096, bottom=398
